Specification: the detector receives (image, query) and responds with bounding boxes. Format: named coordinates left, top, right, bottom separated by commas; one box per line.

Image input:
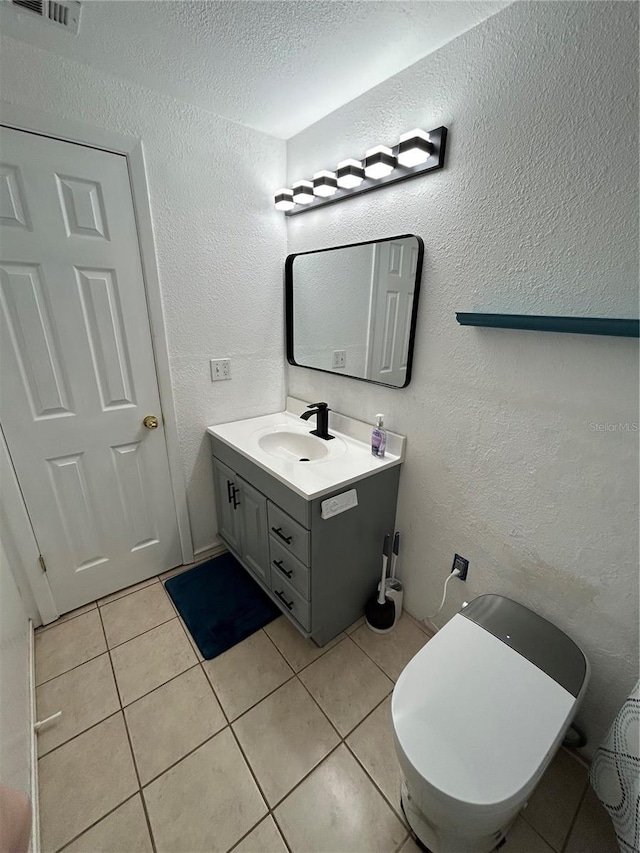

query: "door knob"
left=143, top=415, right=159, bottom=430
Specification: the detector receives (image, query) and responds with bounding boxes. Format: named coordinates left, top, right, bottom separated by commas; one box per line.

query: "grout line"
left=342, top=689, right=393, bottom=741
left=186, top=648, right=260, bottom=831
left=262, top=621, right=344, bottom=675
left=267, top=740, right=345, bottom=813
left=224, top=670, right=298, bottom=726
left=104, top=613, right=177, bottom=652
left=394, top=833, right=411, bottom=852
left=347, top=629, right=403, bottom=685
left=96, top=578, right=160, bottom=609
left=521, top=802, right=579, bottom=853
left=140, top=729, right=225, bottom=791
left=120, top=661, right=201, bottom=710
left=345, top=740, right=407, bottom=826
left=559, top=778, right=590, bottom=853
left=35, top=604, right=98, bottom=634
left=224, top=713, right=274, bottom=833
left=54, top=793, right=141, bottom=853
left=37, top=708, right=122, bottom=760
left=35, top=647, right=107, bottom=688
left=96, top=603, right=158, bottom=853
left=293, top=671, right=345, bottom=744
left=270, top=811, right=294, bottom=853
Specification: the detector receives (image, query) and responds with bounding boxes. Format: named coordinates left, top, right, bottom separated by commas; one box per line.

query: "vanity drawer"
left=271, top=575, right=311, bottom=632
left=267, top=502, right=310, bottom=566
left=269, top=536, right=310, bottom=600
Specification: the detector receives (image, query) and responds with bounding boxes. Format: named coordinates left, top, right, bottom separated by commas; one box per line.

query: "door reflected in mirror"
left=286, top=235, right=423, bottom=388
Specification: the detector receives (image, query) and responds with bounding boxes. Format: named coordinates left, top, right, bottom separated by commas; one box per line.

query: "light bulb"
left=313, top=170, right=338, bottom=197
left=397, top=129, right=433, bottom=167
left=292, top=180, right=314, bottom=204
left=336, top=159, right=365, bottom=189
left=274, top=188, right=295, bottom=211
left=364, top=146, right=396, bottom=179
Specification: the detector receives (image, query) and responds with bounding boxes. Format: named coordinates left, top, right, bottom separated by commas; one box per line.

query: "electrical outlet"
left=332, top=350, right=346, bottom=368
left=451, top=553, right=469, bottom=581
left=210, top=358, right=231, bottom=381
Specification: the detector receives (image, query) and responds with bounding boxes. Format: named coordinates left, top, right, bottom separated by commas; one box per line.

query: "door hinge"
left=38, top=554, right=47, bottom=573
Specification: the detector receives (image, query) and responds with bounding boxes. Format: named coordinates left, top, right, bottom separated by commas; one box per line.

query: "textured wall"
left=0, top=35, right=287, bottom=555
left=286, top=0, right=639, bottom=756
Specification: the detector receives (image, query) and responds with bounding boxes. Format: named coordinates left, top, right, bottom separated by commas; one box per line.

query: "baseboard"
left=193, top=541, right=227, bottom=562
left=28, top=621, right=40, bottom=853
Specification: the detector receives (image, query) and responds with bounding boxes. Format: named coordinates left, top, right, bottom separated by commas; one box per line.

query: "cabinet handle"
left=271, top=526, right=292, bottom=544
left=232, top=486, right=240, bottom=509
left=274, top=590, right=294, bottom=610
left=272, top=559, right=293, bottom=578
left=226, top=480, right=234, bottom=503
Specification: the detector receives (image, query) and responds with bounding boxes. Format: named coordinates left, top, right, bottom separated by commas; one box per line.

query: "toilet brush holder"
left=384, top=578, right=404, bottom=629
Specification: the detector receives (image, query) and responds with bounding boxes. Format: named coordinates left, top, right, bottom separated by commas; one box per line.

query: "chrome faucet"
left=300, top=402, right=334, bottom=441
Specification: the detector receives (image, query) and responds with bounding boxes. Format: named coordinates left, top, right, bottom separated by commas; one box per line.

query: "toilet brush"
left=365, top=534, right=396, bottom=632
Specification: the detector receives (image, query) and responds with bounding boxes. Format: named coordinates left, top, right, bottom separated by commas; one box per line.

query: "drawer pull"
left=231, top=486, right=240, bottom=509
left=272, top=559, right=293, bottom=578
left=271, top=526, right=292, bottom=544
left=226, top=479, right=234, bottom=503
left=274, top=590, right=294, bottom=610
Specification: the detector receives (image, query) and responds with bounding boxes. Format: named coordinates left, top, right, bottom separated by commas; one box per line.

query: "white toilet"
left=391, top=594, right=589, bottom=853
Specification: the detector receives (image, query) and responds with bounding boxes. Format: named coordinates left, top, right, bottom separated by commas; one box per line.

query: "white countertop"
left=207, top=400, right=405, bottom=500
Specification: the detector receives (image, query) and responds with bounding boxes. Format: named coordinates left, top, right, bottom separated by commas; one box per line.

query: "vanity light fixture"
left=313, top=170, right=338, bottom=197
left=275, top=124, right=448, bottom=215
left=292, top=180, right=314, bottom=204
left=364, top=145, right=396, bottom=179
left=274, top=188, right=295, bottom=211
left=397, top=129, right=433, bottom=167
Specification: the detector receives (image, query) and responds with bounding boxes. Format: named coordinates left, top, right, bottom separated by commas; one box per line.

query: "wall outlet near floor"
left=210, top=358, right=231, bottom=381
left=451, top=553, right=469, bottom=581
left=332, top=350, right=346, bottom=369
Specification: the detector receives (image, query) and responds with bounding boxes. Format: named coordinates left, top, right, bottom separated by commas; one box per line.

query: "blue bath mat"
left=164, top=553, right=280, bottom=660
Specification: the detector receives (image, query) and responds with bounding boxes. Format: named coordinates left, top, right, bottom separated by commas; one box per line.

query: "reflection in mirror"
left=286, top=235, right=423, bottom=388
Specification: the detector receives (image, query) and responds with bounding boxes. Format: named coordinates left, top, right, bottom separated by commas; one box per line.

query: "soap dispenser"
left=371, top=414, right=387, bottom=458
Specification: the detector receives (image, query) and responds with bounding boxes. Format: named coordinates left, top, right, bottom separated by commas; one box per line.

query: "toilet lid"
left=392, top=614, right=577, bottom=808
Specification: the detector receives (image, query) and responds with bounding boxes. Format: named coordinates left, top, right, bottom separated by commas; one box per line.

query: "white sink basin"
left=207, top=403, right=405, bottom=500
left=258, top=429, right=330, bottom=462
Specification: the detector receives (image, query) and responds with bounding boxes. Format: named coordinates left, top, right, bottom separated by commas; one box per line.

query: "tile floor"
left=35, top=565, right=618, bottom=853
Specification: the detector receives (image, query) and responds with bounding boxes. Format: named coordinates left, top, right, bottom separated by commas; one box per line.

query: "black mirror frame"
left=285, top=234, right=424, bottom=389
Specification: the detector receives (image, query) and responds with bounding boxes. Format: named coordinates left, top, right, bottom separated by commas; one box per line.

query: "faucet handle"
left=306, top=401, right=328, bottom=410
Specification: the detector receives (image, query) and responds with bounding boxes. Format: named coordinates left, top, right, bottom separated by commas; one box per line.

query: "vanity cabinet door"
left=237, top=477, right=270, bottom=586
left=212, top=458, right=242, bottom=553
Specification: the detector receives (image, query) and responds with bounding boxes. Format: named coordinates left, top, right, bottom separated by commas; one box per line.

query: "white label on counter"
left=321, top=488, right=358, bottom=520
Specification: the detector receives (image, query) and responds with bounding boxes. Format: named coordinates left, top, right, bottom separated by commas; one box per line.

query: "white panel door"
left=367, top=239, right=418, bottom=386
left=0, top=126, right=181, bottom=613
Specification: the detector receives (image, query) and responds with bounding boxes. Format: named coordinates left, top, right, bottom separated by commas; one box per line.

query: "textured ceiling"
left=0, top=1, right=508, bottom=138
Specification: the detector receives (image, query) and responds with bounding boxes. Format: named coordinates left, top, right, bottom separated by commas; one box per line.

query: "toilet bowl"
left=391, top=594, right=589, bottom=853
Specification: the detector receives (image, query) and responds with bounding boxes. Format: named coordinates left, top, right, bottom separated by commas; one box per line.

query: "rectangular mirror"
left=286, top=234, right=423, bottom=388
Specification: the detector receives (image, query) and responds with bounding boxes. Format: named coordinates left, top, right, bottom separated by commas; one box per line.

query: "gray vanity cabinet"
left=238, top=479, right=270, bottom=585
left=211, top=436, right=400, bottom=646
left=212, top=459, right=242, bottom=553
left=212, top=458, right=270, bottom=586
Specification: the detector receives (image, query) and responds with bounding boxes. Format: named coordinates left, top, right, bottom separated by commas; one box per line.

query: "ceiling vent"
left=10, top=0, right=80, bottom=34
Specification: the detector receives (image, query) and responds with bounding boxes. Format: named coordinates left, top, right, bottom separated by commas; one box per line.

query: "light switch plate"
left=211, top=358, right=231, bottom=381
left=332, top=350, right=346, bottom=369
